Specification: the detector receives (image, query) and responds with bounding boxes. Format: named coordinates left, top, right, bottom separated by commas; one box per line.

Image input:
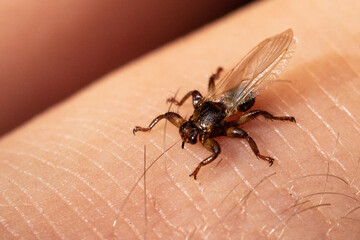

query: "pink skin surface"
left=1, top=0, right=360, bottom=239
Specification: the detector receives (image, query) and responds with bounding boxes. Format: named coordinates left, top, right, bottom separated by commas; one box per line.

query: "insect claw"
left=166, top=97, right=173, bottom=104
left=133, top=126, right=144, bottom=135
left=269, top=158, right=274, bottom=166
left=189, top=172, right=197, bottom=180
left=291, top=117, right=296, bottom=123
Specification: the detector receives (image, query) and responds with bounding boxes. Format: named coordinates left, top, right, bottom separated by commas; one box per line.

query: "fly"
left=133, top=29, right=297, bottom=180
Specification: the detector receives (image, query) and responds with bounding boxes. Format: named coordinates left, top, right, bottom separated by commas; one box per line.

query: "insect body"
left=133, top=29, right=296, bottom=180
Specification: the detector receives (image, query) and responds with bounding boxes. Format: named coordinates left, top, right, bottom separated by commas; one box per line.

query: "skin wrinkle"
left=17, top=130, right=154, bottom=236
left=269, top=201, right=318, bottom=237
left=287, top=171, right=359, bottom=237
left=228, top=127, right=336, bottom=237
left=348, top=80, right=360, bottom=97
left=231, top=165, right=286, bottom=234
left=284, top=167, right=358, bottom=235
left=63, top=117, right=137, bottom=149
left=151, top=139, right=215, bottom=224
left=151, top=134, right=178, bottom=165
left=272, top=74, right=360, bottom=188
left=323, top=35, right=360, bottom=77
left=276, top=203, right=332, bottom=239
left=247, top=96, right=302, bottom=172
left=301, top=192, right=359, bottom=203
left=173, top=181, right=208, bottom=237
left=146, top=138, right=201, bottom=234
left=344, top=206, right=360, bottom=218
left=150, top=125, right=232, bottom=236
left=75, top=122, right=126, bottom=151
left=301, top=191, right=359, bottom=234
left=316, top=78, right=360, bottom=132
left=308, top=66, right=360, bottom=137
left=0, top=191, right=39, bottom=239
left=321, top=50, right=360, bottom=125
left=77, top=189, right=107, bottom=216
left=351, top=158, right=360, bottom=188
left=341, top=217, right=360, bottom=222
left=211, top=173, right=277, bottom=237
left=30, top=130, right=131, bottom=198
left=228, top=142, right=300, bottom=224
left=0, top=173, right=65, bottom=239
left=295, top=67, right=360, bottom=193
left=287, top=84, right=348, bottom=171
left=278, top=200, right=310, bottom=216
left=152, top=138, right=214, bottom=217
left=2, top=157, right=106, bottom=239
left=63, top=119, right=127, bottom=153
left=52, top=132, right=133, bottom=192
left=286, top=174, right=348, bottom=186
left=3, top=160, right=104, bottom=239
left=113, top=141, right=188, bottom=238
left=0, top=215, right=22, bottom=239
left=130, top=170, right=188, bottom=235
left=55, top=131, right=127, bottom=170
left=17, top=139, right=118, bottom=213
left=122, top=217, right=142, bottom=240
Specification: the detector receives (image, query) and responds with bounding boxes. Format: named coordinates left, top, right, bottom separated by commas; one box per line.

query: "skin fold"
left=1, top=0, right=360, bottom=239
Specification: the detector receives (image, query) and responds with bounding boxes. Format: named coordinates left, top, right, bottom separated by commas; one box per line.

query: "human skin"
left=1, top=0, right=360, bottom=239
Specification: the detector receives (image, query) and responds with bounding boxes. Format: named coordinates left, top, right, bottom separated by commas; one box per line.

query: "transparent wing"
left=209, top=29, right=296, bottom=115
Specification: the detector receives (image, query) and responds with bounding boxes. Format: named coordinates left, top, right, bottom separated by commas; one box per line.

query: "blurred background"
left=0, top=0, right=253, bottom=136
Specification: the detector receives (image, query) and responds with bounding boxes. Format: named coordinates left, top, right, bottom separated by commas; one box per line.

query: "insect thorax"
left=190, top=101, right=226, bottom=132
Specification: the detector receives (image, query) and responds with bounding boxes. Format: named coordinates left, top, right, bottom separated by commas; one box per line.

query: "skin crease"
left=1, top=0, right=360, bottom=239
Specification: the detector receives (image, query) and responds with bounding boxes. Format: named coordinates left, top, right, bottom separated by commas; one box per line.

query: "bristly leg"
left=189, top=136, right=221, bottom=180
left=226, top=126, right=274, bottom=166
left=235, top=110, right=296, bottom=125
left=166, top=90, right=203, bottom=107
left=166, top=66, right=222, bottom=107
left=133, top=112, right=185, bottom=134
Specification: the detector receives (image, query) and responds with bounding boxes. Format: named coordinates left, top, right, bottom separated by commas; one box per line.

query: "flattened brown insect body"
left=133, top=29, right=297, bottom=180
left=190, top=101, right=226, bottom=135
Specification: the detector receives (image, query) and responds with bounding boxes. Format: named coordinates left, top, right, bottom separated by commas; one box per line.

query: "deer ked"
left=133, top=29, right=297, bottom=180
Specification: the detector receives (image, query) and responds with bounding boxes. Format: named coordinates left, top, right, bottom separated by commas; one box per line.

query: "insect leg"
left=189, top=137, right=221, bottom=180
left=167, top=90, right=203, bottom=107
left=133, top=112, right=185, bottom=134
left=226, top=126, right=274, bottom=166
left=235, top=110, right=296, bottom=125
left=208, top=67, right=223, bottom=95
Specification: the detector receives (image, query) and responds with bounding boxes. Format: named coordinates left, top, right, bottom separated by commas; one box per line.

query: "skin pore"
left=1, top=0, right=360, bottom=239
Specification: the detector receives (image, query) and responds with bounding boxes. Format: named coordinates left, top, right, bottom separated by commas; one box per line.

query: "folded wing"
left=209, top=29, right=296, bottom=115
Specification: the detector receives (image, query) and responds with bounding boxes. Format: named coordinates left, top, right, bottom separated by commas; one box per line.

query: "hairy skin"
left=1, top=0, right=360, bottom=239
